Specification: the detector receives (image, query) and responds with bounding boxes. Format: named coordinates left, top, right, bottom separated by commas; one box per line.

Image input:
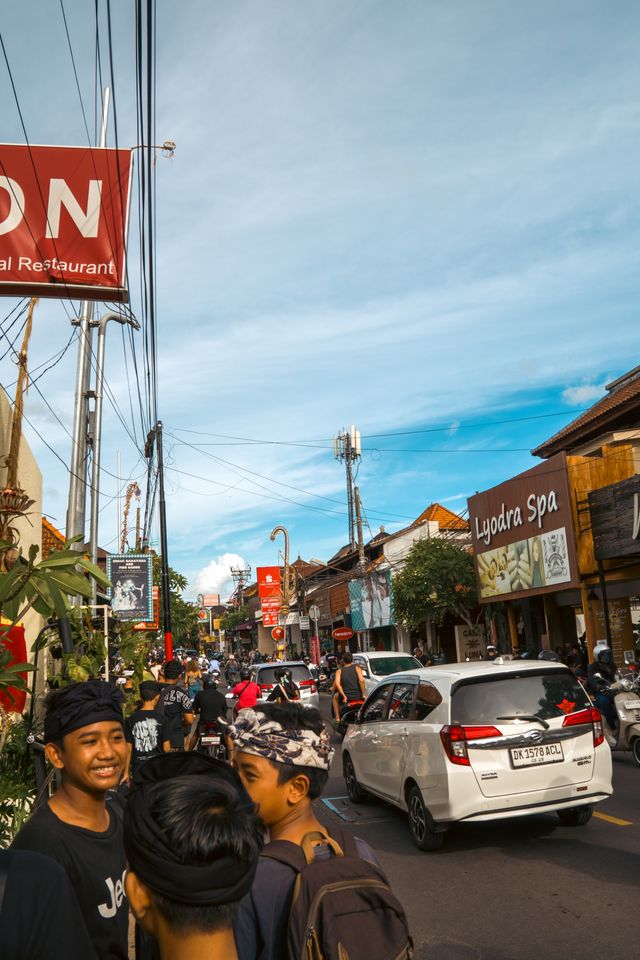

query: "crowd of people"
left=2, top=653, right=411, bottom=960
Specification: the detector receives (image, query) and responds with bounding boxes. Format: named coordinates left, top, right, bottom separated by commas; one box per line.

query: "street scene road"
left=315, top=693, right=638, bottom=960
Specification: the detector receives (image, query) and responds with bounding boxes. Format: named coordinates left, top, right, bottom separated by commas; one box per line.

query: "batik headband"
left=221, top=708, right=335, bottom=770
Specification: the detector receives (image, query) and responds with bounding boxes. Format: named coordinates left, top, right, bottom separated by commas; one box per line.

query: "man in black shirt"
left=158, top=658, right=195, bottom=749
left=124, top=680, right=171, bottom=778
left=12, top=680, right=130, bottom=960
left=192, top=677, right=228, bottom=726
left=1, top=849, right=97, bottom=960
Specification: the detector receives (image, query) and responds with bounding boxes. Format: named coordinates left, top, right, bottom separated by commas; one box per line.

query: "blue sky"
left=1, top=1, right=638, bottom=600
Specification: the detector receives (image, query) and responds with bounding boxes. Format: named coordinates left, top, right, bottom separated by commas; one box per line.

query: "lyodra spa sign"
left=467, top=453, right=579, bottom=603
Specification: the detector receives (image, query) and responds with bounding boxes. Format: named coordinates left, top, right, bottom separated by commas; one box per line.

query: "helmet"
left=594, top=642, right=611, bottom=662
left=538, top=649, right=560, bottom=661
left=240, top=668, right=251, bottom=681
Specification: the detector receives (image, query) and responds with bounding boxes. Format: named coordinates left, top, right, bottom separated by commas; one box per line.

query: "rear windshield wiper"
left=496, top=714, right=550, bottom=730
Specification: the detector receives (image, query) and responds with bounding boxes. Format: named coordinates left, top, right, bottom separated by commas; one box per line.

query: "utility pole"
left=334, top=425, right=361, bottom=550
left=88, top=312, right=140, bottom=602
left=354, top=485, right=366, bottom=573
left=146, top=422, right=173, bottom=660
left=230, top=565, right=252, bottom=608
left=66, top=88, right=110, bottom=556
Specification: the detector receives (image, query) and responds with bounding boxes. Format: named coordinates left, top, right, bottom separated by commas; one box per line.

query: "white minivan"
left=342, top=660, right=613, bottom=851
left=352, top=651, right=423, bottom=697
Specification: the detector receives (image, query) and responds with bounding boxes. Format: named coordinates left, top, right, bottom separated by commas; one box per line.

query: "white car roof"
left=376, top=659, right=571, bottom=688
left=354, top=651, right=418, bottom=660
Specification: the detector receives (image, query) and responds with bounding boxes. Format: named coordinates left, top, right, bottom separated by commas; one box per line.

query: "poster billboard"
left=348, top=571, right=394, bottom=631
left=257, top=566, right=281, bottom=598
left=107, top=554, right=153, bottom=622
left=0, top=144, right=133, bottom=301
left=467, top=453, right=579, bottom=603
left=133, top=585, right=160, bottom=632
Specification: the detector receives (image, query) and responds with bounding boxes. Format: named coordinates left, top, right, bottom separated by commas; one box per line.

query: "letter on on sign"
left=0, top=177, right=25, bottom=236
left=46, top=179, right=102, bottom=239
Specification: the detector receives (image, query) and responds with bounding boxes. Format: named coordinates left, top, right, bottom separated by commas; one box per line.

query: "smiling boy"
left=12, top=680, right=130, bottom=959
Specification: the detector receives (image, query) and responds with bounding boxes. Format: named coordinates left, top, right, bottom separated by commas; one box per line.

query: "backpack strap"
left=261, top=839, right=308, bottom=873
left=262, top=828, right=355, bottom=872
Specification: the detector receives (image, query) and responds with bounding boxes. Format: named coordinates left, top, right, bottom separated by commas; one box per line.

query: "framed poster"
left=106, top=554, right=153, bottom=622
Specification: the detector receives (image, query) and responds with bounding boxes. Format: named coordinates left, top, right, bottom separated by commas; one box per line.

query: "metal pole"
left=355, top=485, right=366, bottom=572
left=65, top=89, right=110, bottom=555
left=156, top=421, right=173, bottom=659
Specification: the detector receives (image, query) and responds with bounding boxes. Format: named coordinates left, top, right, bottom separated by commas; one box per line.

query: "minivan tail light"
left=462, top=725, right=502, bottom=740
left=562, top=707, right=604, bottom=747
left=440, top=725, right=469, bottom=765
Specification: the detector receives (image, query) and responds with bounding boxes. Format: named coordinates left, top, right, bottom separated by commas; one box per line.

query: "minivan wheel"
left=557, top=805, right=593, bottom=827
left=343, top=754, right=368, bottom=804
left=407, top=786, right=444, bottom=851
left=631, top=737, right=640, bottom=768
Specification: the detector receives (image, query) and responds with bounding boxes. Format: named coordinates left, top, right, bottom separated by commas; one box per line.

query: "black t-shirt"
left=125, top=707, right=170, bottom=771
left=11, top=796, right=128, bottom=960
left=158, top=683, right=193, bottom=748
left=192, top=687, right=228, bottom=725
left=1, top=849, right=98, bottom=960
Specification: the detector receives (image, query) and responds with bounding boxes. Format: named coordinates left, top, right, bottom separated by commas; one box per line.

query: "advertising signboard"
left=107, top=554, right=153, bottom=622
left=348, top=571, right=394, bottom=631
left=589, top=474, right=640, bottom=561
left=454, top=624, right=487, bottom=662
left=467, top=453, right=579, bottom=604
left=133, top=585, right=160, bottom=632
left=202, top=593, right=220, bottom=607
left=257, top=566, right=281, bottom=598
left=0, top=144, right=133, bottom=301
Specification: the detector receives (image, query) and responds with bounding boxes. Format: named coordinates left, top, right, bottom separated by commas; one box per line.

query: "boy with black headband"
left=227, top=703, right=382, bottom=960
left=12, top=680, right=129, bottom=960
left=123, top=679, right=171, bottom=779
left=124, top=752, right=263, bottom=960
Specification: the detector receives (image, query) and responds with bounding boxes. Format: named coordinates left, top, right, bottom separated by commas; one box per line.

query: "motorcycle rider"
left=484, top=644, right=499, bottom=661
left=190, top=676, right=229, bottom=750
left=588, top=643, right=618, bottom=731
left=333, top=651, right=365, bottom=722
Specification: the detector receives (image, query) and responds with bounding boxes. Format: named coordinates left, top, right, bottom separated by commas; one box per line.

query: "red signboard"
left=0, top=144, right=133, bottom=301
left=332, top=627, right=354, bottom=641
left=257, top=566, right=281, bottom=599
left=133, top=585, right=160, bottom=632
left=271, top=626, right=285, bottom=641
left=310, top=634, right=321, bottom=665
left=0, top=622, right=28, bottom=714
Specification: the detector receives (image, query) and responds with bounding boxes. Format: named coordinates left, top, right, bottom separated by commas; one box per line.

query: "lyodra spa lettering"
left=475, top=491, right=559, bottom=547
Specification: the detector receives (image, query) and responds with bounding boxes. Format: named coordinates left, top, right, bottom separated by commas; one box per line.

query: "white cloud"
left=562, top=381, right=608, bottom=406
left=193, top=553, right=247, bottom=601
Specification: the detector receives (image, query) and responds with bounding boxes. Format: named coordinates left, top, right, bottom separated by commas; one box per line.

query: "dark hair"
left=253, top=702, right=329, bottom=800
left=342, top=650, right=353, bottom=664
left=137, top=776, right=263, bottom=934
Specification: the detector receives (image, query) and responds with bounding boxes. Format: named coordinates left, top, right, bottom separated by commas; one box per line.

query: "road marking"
left=593, top=811, right=633, bottom=826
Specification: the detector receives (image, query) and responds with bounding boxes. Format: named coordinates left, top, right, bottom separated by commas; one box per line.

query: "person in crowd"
left=124, top=752, right=263, bottom=960
left=11, top=681, right=129, bottom=959
left=184, top=658, right=203, bottom=698
left=267, top=667, right=301, bottom=705
left=158, top=659, right=195, bottom=750
left=227, top=703, right=380, bottom=960
left=123, top=680, right=171, bottom=779
left=209, top=653, right=221, bottom=675
left=190, top=675, right=229, bottom=748
left=232, top=668, right=262, bottom=717
left=588, top=644, right=618, bottom=730
left=332, top=651, right=365, bottom=721
left=484, top=644, right=499, bottom=661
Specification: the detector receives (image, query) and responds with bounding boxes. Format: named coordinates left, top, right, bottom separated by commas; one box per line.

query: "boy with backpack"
left=226, top=703, right=412, bottom=960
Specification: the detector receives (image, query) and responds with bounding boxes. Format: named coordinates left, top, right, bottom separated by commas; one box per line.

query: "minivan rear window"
left=451, top=669, right=590, bottom=725
left=366, top=656, right=422, bottom=677
left=256, top=665, right=312, bottom=684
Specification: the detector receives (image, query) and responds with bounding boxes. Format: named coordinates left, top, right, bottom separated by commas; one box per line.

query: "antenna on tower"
left=333, top=424, right=361, bottom=550
left=230, top=564, right=252, bottom=608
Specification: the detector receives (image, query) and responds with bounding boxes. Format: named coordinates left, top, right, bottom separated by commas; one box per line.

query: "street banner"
left=257, top=566, right=281, bottom=598
left=348, top=571, right=394, bottom=631
left=262, top=598, right=279, bottom=627
left=107, top=554, right=153, bottom=622
left=310, top=634, right=321, bottom=665
left=0, top=144, right=133, bottom=301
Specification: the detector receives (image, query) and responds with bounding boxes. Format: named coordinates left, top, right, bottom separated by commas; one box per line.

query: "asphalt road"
left=314, top=693, right=639, bottom=960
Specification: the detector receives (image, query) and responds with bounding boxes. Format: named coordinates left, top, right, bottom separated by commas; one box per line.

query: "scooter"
left=197, top=720, right=228, bottom=761
left=335, top=698, right=365, bottom=740
left=600, top=673, right=640, bottom=765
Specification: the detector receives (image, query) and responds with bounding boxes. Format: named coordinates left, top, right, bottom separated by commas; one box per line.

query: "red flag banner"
left=0, top=622, right=28, bottom=714
left=0, top=144, right=133, bottom=301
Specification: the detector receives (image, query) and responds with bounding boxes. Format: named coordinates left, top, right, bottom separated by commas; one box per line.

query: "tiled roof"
left=532, top=366, right=640, bottom=458
left=414, top=502, right=469, bottom=531
left=41, top=517, right=65, bottom=559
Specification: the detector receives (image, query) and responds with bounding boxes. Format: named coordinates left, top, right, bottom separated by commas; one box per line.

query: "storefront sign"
left=454, top=624, right=487, bottom=662
left=589, top=474, right=640, bottom=561
left=0, top=144, right=133, bottom=300
left=332, top=627, right=354, bottom=641
left=257, top=566, right=281, bottom=598
left=468, top=453, right=579, bottom=603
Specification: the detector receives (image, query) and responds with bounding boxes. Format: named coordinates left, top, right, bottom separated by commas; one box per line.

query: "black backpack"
left=262, top=828, right=413, bottom=960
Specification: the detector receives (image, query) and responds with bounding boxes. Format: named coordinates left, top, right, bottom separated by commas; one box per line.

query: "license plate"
left=510, top=743, right=564, bottom=768
left=201, top=736, right=221, bottom=745
left=623, top=700, right=640, bottom=710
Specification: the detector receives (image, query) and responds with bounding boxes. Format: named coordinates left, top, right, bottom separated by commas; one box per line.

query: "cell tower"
left=230, top=564, right=252, bottom=607
left=333, top=425, right=361, bottom=550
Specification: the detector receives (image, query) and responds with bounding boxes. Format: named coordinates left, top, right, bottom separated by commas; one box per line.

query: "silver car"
left=253, top=661, right=320, bottom=708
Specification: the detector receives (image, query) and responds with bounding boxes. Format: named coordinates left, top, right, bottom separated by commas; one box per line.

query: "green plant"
left=393, top=538, right=480, bottom=628
left=0, top=717, right=36, bottom=847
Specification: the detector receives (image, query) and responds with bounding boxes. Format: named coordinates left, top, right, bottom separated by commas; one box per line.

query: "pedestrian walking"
left=123, top=680, right=170, bottom=780
left=158, top=659, right=195, bottom=750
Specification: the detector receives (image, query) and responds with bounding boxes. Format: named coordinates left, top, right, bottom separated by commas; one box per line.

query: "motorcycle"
left=197, top=720, right=228, bottom=761
left=335, top=698, right=365, bottom=740
left=600, top=673, right=640, bottom=765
